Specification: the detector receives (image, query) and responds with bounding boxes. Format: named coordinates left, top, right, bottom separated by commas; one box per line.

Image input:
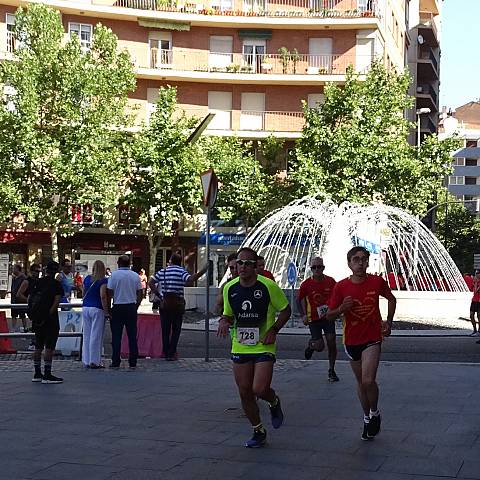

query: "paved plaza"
left=0, top=357, right=479, bottom=480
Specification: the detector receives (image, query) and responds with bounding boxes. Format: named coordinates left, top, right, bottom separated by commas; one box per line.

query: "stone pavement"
left=0, top=358, right=479, bottom=480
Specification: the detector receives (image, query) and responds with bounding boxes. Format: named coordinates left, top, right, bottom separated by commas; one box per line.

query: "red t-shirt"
left=472, top=279, right=480, bottom=302
left=328, top=274, right=392, bottom=346
left=259, top=270, right=275, bottom=281
left=298, top=275, right=336, bottom=322
left=464, top=275, right=474, bottom=291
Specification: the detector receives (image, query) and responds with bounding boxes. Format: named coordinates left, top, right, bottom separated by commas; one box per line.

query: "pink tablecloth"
left=121, top=313, right=163, bottom=358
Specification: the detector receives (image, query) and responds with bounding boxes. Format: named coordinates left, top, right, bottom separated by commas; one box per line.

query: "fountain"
left=240, top=197, right=471, bottom=325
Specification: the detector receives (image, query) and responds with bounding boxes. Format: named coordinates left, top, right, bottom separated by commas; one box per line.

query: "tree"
left=197, top=136, right=273, bottom=230
left=433, top=189, right=480, bottom=273
left=289, top=62, right=460, bottom=214
left=125, top=86, right=202, bottom=276
left=0, top=4, right=136, bottom=259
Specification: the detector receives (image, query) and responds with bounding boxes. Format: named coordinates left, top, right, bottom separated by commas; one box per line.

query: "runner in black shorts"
left=217, top=247, right=291, bottom=448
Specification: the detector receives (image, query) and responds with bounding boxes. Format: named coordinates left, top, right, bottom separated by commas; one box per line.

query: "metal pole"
left=417, top=114, right=421, bottom=149
left=205, top=206, right=211, bottom=362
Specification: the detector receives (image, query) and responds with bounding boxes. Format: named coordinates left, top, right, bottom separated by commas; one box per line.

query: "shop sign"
left=0, top=254, right=9, bottom=291
left=198, top=233, right=245, bottom=246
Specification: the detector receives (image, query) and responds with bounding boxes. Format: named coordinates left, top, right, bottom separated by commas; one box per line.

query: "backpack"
left=27, top=280, right=51, bottom=323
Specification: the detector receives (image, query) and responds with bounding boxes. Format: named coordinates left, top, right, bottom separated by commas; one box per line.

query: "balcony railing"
left=417, top=83, right=437, bottom=105
left=149, top=48, right=374, bottom=75
left=114, top=0, right=380, bottom=18
left=177, top=107, right=305, bottom=132
left=419, top=11, right=438, bottom=40
left=418, top=47, right=438, bottom=72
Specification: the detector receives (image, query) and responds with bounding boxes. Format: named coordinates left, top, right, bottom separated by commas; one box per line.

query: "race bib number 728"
left=237, top=327, right=259, bottom=346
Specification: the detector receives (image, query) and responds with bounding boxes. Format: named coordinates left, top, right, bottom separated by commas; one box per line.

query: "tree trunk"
left=147, top=226, right=164, bottom=278
left=49, top=227, right=59, bottom=262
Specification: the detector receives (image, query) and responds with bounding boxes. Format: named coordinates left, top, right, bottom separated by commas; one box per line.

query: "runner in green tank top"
left=217, top=247, right=291, bottom=448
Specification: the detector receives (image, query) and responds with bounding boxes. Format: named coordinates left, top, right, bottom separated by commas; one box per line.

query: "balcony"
left=177, top=107, right=305, bottom=135
left=417, top=46, right=439, bottom=81
left=416, top=83, right=438, bottom=111
left=143, top=48, right=374, bottom=82
left=114, top=0, right=380, bottom=19
left=418, top=11, right=439, bottom=46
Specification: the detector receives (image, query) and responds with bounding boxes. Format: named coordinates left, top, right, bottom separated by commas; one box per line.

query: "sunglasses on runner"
left=236, top=259, right=256, bottom=266
left=311, top=265, right=324, bottom=270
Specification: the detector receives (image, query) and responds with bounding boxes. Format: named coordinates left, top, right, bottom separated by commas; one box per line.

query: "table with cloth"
left=121, top=313, right=163, bottom=358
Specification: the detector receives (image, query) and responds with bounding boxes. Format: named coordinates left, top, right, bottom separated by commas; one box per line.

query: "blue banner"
left=198, top=233, right=245, bottom=246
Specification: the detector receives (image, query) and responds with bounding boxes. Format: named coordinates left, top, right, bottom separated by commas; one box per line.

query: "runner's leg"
left=350, top=360, right=370, bottom=416
left=360, top=343, right=381, bottom=411
left=325, top=333, right=337, bottom=371
left=233, top=362, right=260, bottom=426
left=470, top=309, right=477, bottom=333
left=252, top=360, right=276, bottom=403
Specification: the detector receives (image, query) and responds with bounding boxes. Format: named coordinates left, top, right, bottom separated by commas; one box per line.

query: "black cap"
left=46, top=260, right=60, bottom=274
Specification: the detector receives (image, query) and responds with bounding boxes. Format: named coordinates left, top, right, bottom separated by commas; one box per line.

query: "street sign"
left=287, top=262, right=297, bottom=286
left=200, top=168, right=218, bottom=208
left=474, top=254, right=480, bottom=269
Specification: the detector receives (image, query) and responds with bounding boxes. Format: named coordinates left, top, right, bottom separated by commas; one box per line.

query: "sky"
left=439, top=0, right=480, bottom=110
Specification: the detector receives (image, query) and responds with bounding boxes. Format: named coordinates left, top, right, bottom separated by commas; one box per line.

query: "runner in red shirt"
left=327, top=246, right=396, bottom=441
left=297, top=257, right=338, bottom=382
left=470, top=270, right=480, bottom=336
left=257, top=256, right=275, bottom=281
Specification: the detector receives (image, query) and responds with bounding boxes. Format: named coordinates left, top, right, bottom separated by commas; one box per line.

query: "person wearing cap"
left=28, top=260, right=64, bottom=384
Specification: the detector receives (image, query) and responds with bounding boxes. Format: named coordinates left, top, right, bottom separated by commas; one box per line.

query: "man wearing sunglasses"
left=297, top=257, right=338, bottom=381
left=327, top=246, right=396, bottom=441
left=217, top=247, right=291, bottom=448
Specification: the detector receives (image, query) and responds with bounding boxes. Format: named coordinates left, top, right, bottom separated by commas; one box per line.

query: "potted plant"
left=278, top=46, right=290, bottom=74
left=290, top=48, right=300, bottom=74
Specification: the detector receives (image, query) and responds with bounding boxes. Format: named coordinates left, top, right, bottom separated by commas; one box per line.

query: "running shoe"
left=361, top=421, right=371, bottom=441
left=269, top=396, right=284, bottom=429
left=328, top=369, right=339, bottom=382
left=304, top=346, right=314, bottom=360
left=245, top=428, right=267, bottom=448
left=469, top=332, right=478, bottom=337
left=41, top=374, right=63, bottom=384
left=32, top=372, right=43, bottom=383
left=367, top=413, right=381, bottom=437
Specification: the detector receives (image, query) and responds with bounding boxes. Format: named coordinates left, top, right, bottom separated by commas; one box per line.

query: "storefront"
left=197, top=231, right=246, bottom=286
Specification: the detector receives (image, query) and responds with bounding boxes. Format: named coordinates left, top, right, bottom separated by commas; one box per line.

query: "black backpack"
left=27, top=279, right=51, bottom=321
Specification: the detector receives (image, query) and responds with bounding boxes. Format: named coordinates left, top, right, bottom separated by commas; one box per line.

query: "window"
left=209, top=36, right=233, bottom=69
left=449, top=176, right=465, bottom=185
left=309, top=38, right=333, bottom=73
left=465, top=158, right=479, bottom=167
left=211, top=0, right=232, bottom=11
left=307, top=93, right=325, bottom=109
left=6, top=13, right=15, bottom=53
left=465, top=177, right=478, bottom=185
left=242, top=39, right=266, bottom=73
left=466, top=140, right=478, bottom=148
left=240, top=92, right=264, bottom=130
left=149, top=32, right=172, bottom=68
left=208, top=91, right=232, bottom=129
left=454, top=157, right=465, bottom=166
left=69, top=23, right=93, bottom=50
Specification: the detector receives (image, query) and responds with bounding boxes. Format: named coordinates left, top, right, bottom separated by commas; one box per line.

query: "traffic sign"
left=287, top=262, right=297, bottom=286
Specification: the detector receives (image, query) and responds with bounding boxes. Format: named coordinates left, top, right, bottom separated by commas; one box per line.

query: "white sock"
left=363, top=414, right=370, bottom=423
left=370, top=409, right=380, bottom=417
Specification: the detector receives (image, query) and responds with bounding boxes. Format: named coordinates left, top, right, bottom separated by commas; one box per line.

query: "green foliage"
left=125, top=86, right=201, bottom=236
left=434, top=189, right=480, bottom=272
left=197, top=136, right=272, bottom=228
left=0, top=4, right=136, bottom=240
left=257, top=135, right=285, bottom=175
left=289, top=62, right=460, bottom=214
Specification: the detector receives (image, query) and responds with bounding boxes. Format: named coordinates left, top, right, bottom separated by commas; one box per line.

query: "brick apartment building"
left=0, top=0, right=441, bottom=286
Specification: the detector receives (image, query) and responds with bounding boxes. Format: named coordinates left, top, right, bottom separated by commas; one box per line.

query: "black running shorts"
left=470, top=301, right=480, bottom=314
left=34, top=319, right=60, bottom=350
left=309, top=320, right=335, bottom=339
left=231, top=353, right=276, bottom=364
left=344, top=340, right=381, bottom=362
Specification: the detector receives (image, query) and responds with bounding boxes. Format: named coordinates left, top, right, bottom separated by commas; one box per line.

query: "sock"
left=44, top=362, right=52, bottom=376
left=34, top=362, right=41, bottom=375
left=363, top=414, right=370, bottom=423
left=253, top=423, right=265, bottom=432
left=370, top=409, right=380, bottom=417
left=268, top=396, right=278, bottom=408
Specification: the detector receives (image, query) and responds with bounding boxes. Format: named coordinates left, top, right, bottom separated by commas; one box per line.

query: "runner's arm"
left=100, top=284, right=110, bottom=317
left=217, top=315, right=233, bottom=338
left=263, top=304, right=292, bottom=344
left=326, top=296, right=353, bottom=321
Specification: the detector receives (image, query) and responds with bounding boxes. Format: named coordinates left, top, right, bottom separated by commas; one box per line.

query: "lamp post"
left=200, top=169, right=218, bottom=362
left=416, top=107, right=431, bottom=148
